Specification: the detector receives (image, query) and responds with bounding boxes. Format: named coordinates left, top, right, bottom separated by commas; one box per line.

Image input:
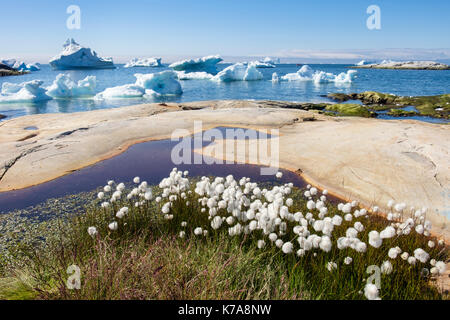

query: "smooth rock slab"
left=0, top=100, right=448, bottom=240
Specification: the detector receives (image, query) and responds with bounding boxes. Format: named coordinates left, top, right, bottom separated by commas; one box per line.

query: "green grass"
left=0, top=182, right=447, bottom=300
left=325, top=104, right=373, bottom=118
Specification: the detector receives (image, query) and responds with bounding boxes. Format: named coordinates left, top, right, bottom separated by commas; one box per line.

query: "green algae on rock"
left=327, top=92, right=450, bottom=119
left=324, top=104, right=373, bottom=118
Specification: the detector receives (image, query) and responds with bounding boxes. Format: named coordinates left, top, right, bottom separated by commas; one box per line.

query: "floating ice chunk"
left=124, top=57, right=162, bottom=68
left=135, top=71, right=183, bottom=96
left=212, top=62, right=263, bottom=82
left=0, top=80, right=51, bottom=103
left=263, top=57, right=280, bottom=64
left=281, top=65, right=357, bottom=84
left=169, top=55, right=223, bottom=73
left=95, top=84, right=145, bottom=100
left=13, top=61, right=40, bottom=72
left=95, top=70, right=182, bottom=99
left=272, top=72, right=279, bottom=82
left=250, top=60, right=276, bottom=68
left=49, top=38, right=115, bottom=70
left=46, top=74, right=97, bottom=98
left=176, top=71, right=214, bottom=80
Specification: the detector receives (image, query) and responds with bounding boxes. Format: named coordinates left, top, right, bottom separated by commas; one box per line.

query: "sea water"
left=0, top=64, right=449, bottom=120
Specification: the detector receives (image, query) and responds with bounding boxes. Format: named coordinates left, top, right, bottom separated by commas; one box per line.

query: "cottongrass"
left=5, top=168, right=449, bottom=300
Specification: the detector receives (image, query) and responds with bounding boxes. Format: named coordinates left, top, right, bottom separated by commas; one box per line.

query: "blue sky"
left=1, top=0, right=449, bottom=63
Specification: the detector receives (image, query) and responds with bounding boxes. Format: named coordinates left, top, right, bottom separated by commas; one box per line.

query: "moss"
left=356, top=91, right=397, bottom=105
left=387, top=109, right=420, bottom=117
left=325, top=104, right=372, bottom=118
left=328, top=91, right=450, bottom=119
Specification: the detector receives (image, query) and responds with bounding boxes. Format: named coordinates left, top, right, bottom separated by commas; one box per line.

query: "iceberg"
left=176, top=71, right=214, bottom=80
left=250, top=57, right=280, bottom=68
left=96, top=70, right=182, bottom=99
left=46, top=74, right=97, bottom=98
left=271, top=72, right=279, bottom=82
left=281, top=65, right=357, bottom=84
left=135, top=71, right=183, bottom=97
left=263, top=57, right=280, bottom=64
left=0, top=80, right=51, bottom=103
left=169, top=55, right=223, bottom=73
left=1, top=59, right=40, bottom=72
left=124, top=57, right=162, bottom=68
left=356, top=60, right=375, bottom=66
left=250, top=60, right=275, bottom=68
left=212, top=62, right=263, bottom=82
left=49, top=38, right=115, bottom=70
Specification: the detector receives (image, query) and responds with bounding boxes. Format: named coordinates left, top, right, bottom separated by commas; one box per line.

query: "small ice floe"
left=169, top=55, right=223, bottom=73
left=175, top=71, right=214, bottom=80
left=212, top=62, right=263, bottom=82
left=49, top=38, right=115, bottom=70
left=272, top=72, right=279, bottom=82
left=46, top=74, right=97, bottom=98
left=281, top=65, right=357, bottom=84
left=124, top=57, right=162, bottom=68
left=0, top=80, right=51, bottom=103
left=250, top=57, right=277, bottom=68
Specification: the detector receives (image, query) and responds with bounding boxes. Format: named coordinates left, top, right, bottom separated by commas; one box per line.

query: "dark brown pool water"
left=0, top=127, right=332, bottom=213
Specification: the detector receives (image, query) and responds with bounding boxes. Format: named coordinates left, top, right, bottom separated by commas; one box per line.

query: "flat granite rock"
left=0, top=100, right=448, bottom=240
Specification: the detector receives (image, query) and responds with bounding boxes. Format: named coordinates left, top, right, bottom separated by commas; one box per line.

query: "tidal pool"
left=0, top=127, right=331, bottom=214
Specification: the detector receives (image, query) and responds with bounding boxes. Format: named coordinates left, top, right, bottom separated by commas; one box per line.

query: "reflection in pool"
left=0, top=127, right=330, bottom=213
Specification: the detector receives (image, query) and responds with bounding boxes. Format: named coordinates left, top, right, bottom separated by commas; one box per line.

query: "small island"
left=353, top=61, right=450, bottom=70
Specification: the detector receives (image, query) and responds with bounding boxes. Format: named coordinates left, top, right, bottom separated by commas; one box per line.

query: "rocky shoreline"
left=327, top=91, right=450, bottom=119
left=0, top=63, right=26, bottom=77
left=0, top=100, right=448, bottom=240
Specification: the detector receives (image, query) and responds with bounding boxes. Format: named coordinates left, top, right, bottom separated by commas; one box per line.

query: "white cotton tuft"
left=108, top=221, right=118, bottom=231
left=87, top=226, right=98, bottom=237
left=364, top=283, right=380, bottom=300
left=194, top=227, right=203, bottom=236
left=413, top=248, right=430, bottom=263
left=381, top=261, right=393, bottom=274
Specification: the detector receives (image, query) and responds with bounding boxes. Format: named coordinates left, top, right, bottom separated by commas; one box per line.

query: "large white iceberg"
left=49, top=39, right=115, bottom=70
left=0, top=59, right=40, bottom=72
left=281, top=65, right=357, bottom=84
left=96, top=70, right=182, bottom=99
left=124, top=57, right=162, bottom=68
left=0, top=80, right=51, bottom=103
left=46, top=74, right=97, bottom=98
left=169, top=55, right=223, bottom=73
left=176, top=71, right=214, bottom=80
left=212, top=62, right=263, bottom=82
